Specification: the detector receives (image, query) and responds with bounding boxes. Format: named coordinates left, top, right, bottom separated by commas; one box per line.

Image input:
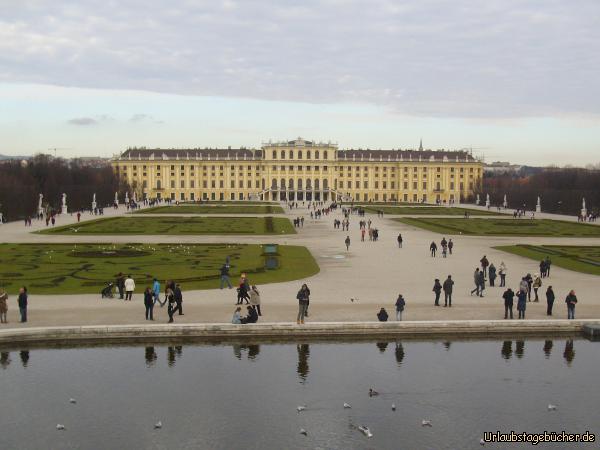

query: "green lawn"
left=136, top=204, right=284, bottom=214
left=38, top=216, right=295, bottom=235
left=0, top=243, right=318, bottom=294
left=396, top=218, right=600, bottom=237
left=495, top=245, right=600, bottom=276
left=363, top=206, right=500, bottom=215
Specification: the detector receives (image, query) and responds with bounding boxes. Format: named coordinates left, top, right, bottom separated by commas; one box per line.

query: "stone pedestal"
left=581, top=208, right=587, bottom=218
left=536, top=204, right=541, bottom=213
left=92, top=201, right=97, bottom=211
left=61, top=205, right=68, bottom=214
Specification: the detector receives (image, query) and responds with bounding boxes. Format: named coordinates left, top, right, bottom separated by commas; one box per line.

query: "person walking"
left=249, top=285, right=262, bottom=316
left=296, top=284, right=310, bottom=324
left=546, top=286, right=555, bottom=316
left=237, top=279, right=250, bottom=305
left=124, top=275, right=135, bottom=301
left=0, top=288, right=8, bottom=324
left=345, top=236, right=351, bottom=251
left=173, top=283, right=184, bottom=315
left=477, top=270, right=486, bottom=297
left=565, top=290, right=577, bottom=320
left=166, top=287, right=176, bottom=323
left=430, top=241, right=437, bottom=257
left=17, top=287, right=28, bottom=323
left=532, top=274, right=542, bottom=302
left=220, top=264, right=233, bottom=289
left=152, top=278, right=164, bottom=307
left=498, top=262, right=507, bottom=287
left=470, top=268, right=481, bottom=296
left=397, top=233, right=403, bottom=248
left=448, top=239, right=453, bottom=255
left=443, top=275, right=454, bottom=307
left=502, top=288, right=514, bottom=319
left=545, top=256, right=552, bottom=277
left=432, top=278, right=442, bottom=306
left=395, top=294, right=406, bottom=321
left=144, top=287, right=154, bottom=320
left=517, top=289, right=527, bottom=319
left=116, top=272, right=125, bottom=299
left=377, top=308, right=389, bottom=322
left=488, top=263, right=497, bottom=287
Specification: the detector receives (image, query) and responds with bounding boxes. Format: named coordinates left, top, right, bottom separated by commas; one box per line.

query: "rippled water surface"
left=0, top=338, right=598, bottom=449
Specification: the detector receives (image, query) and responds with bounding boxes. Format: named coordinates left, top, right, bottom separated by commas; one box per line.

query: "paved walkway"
left=0, top=202, right=599, bottom=328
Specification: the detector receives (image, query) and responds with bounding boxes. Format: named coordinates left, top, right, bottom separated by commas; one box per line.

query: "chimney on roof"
left=419, top=138, right=423, bottom=151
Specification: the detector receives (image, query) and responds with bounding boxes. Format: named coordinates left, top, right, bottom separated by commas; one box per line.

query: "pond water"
left=0, top=338, right=598, bottom=449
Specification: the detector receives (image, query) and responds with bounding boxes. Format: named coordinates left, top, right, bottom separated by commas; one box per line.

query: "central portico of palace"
left=112, top=138, right=482, bottom=203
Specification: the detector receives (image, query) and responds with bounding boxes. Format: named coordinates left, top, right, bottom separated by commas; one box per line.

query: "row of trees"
left=0, top=155, right=128, bottom=221
left=474, top=168, right=599, bottom=216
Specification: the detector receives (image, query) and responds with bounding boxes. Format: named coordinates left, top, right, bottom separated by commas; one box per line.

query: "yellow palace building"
left=112, top=138, right=482, bottom=204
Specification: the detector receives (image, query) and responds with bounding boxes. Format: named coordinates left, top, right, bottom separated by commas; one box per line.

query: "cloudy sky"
left=1, top=0, right=599, bottom=165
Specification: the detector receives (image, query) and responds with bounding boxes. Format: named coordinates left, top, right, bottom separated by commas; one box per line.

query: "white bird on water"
left=421, top=420, right=432, bottom=427
left=358, top=426, right=373, bottom=438
left=56, top=424, right=65, bottom=430
left=391, top=403, right=396, bottom=411
left=480, top=438, right=485, bottom=446
left=548, top=404, right=557, bottom=411
left=69, top=398, right=77, bottom=404
left=300, top=428, right=308, bottom=436
left=154, top=421, right=162, bottom=429
left=343, top=402, right=351, bottom=409
left=297, top=405, right=307, bottom=413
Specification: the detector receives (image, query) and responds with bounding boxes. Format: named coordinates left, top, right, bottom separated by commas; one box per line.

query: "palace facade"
left=112, top=138, right=482, bottom=203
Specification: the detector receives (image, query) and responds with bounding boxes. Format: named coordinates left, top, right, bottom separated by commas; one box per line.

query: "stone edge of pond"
left=1, top=320, right=599, bottom=345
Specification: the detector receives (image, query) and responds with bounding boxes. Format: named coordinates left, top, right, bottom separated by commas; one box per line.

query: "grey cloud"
left=3, top=0, right=600, bottom=118
left=67, top=117, right=97, bottom=126
left=129, top=114, right=164, bottom=124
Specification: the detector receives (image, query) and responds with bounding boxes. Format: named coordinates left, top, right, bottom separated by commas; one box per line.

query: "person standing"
left=432, top=279, right=442, bottom=306
left=443, top=275, right=454, bottom=307
left=480, top=255, right=489, bottom=278
left=488, top=263, right=497, bottom=287
left=477, top=270, right=486, bottom=297
left=296, top=284, right=310, bottom=325
left=0, top=288, right=8, bottom=324
left=116, top=272, right=125, bottom=299
left=345, top=236, right=351, bottom=251
left=565, top=290, right=577, bottom=320
left=249, top=285, right=262, bottom=316
left=397, top=233, right=403, bottom=248
left=167, top=288, right=176, bottom=323
left=498, top=262, right=507, bottom=287
left=395, top=294, right=406, bottom=321
left=470, top=268, right=481, bottom=296
left=144, top=287, right=154, bottom=320
left=17, top=287, right=28, bottom=323
left=546, top=286, right=555, bottom=316
left=124, top=275, right=135, bottom=301
left=517, top=289, right=527, bottom=319
left=220, top=264, right=232, bottom=289
left=430, top=241, right=437, bottom=257
left=173, top=283, right=184, bottom=315
left=448, top=239, right=453, bottom=255
left=502, top=288, right=514, bottom=319
left=532, top=275, right=542, bottom=302
left=545, top=256, right=552, bottom=277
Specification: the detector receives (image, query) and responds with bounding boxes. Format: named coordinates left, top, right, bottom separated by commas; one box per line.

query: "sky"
left=0, top=0, right=599, bottom=166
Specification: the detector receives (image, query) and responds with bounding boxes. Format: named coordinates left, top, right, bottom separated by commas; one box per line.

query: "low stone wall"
left=1, top=320, right=598, bottom=347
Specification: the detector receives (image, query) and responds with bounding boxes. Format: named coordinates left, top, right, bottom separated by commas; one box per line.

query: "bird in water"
left=547, top=404, right=557, bottom=411
left=480, top=438, right=485, bottom=446
left=358, top=426, right=373, bottom=438
left=69, top=398, right=77, bottom=404
left=391, top=403, right=396, bottom=411
left=300, top=429, right=308, bottom=436
left=56, top=424, right=65, bottom=431
left=343, top=402, right=351, bottom=409
left=154, top=421, right=162, bottom=429
left=368, top=388, right=379, bottom=397
left=421, top=420, right=432, bottom=427
left=297, top=405, right=307, bottom=413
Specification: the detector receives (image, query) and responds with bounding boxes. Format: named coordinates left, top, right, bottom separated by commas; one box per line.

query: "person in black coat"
left=144, top=287, right=154, bottom=320
left=443, top=275, right=454, bottom=307
left=546, top=286, right=555, bottom=316
left=17, top=287, right=28, bottom=323
left=432, top=279, right=442, bottom=306
left=377, top=308, right=389, bottom=322
left=502, top=288, right=514, bottom=319
left=241, top=305, right=259, bottom=324
left=173, top=284, right=184, bottom=315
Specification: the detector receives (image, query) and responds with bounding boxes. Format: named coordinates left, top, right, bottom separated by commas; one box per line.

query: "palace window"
left=281, top=150, right=285, bottom=159
left=289, top=150, right=294, bottom=159
left=323, top=151, right=328, bottom=159
left=297, top=150, right=302, bottom=159
left=230, top=180, right=235, bottom=188
left=180, top=180, right=185, bottom=188
left=315, top=150, right=319, bottom=159
left=307, top=150, right=311, bottom=159
left=273, top=150, right=277, bottom=159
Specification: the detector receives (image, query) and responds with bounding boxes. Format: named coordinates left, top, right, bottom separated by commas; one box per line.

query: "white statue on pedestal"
left=114, top=192, right=119, bottom=206
left=582, top=198, right=587, bottom=218
left=125, top=192, right=129, bottom=205
left=476, top=194, right=480, bottom=205
left=92, top=193, right=97, bottom=211
left=61, top=193, right=68, bottom=214
left=485, top=194, right=490, bottom=208
left=38, top=193, right=44, bottom=215
left=133, top=191, right=137, bottom=203
left=503, top=194, right=507, bottom=209
left=536, top=196, right=541, bottom=213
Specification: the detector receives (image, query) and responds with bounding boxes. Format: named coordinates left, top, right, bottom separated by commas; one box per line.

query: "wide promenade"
left=0, top=202, right=599, bottom=328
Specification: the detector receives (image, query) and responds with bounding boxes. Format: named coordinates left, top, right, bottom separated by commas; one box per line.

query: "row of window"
left=272, top=150, right=328, bottom=160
